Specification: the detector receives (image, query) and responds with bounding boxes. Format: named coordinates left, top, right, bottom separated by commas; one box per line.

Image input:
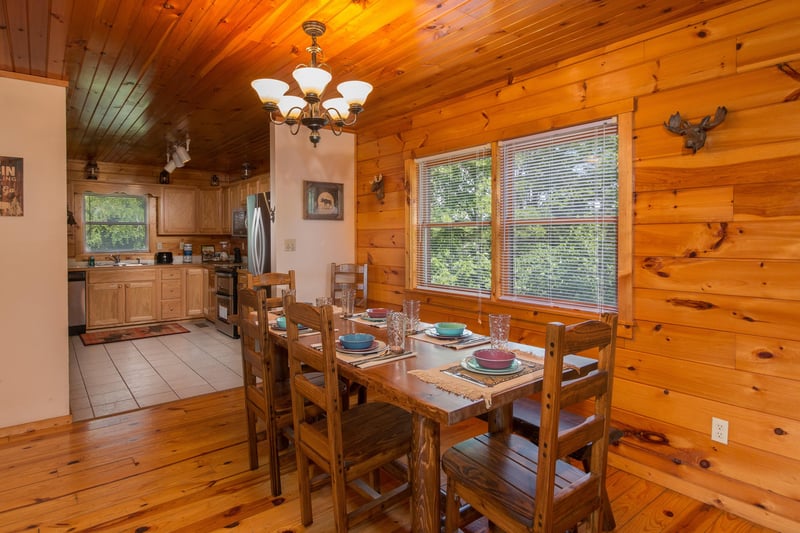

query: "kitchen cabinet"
left=87, top=268, right=158, bottom=328
left=159, top=188, right=197, bottom=234
left=160, top=269, right=183, bottom=320
left=197, top=188, right=223, bottom=234
left=185, top=267, right=205, bottom=317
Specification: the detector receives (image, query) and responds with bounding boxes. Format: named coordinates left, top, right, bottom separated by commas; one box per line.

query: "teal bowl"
left=339, top=333, right=375, bottom=350
left=435, top=322, right=466, bottom=337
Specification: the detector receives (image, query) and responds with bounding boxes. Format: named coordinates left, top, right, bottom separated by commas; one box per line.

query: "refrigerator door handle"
left=250, top=205, right=266, bottom=275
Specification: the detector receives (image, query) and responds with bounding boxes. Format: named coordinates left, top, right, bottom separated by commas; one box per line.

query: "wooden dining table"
left=267, top=311, right=596, bottom=532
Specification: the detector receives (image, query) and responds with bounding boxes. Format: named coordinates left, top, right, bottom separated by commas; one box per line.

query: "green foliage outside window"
left=84, top=193, right=148, bottom=252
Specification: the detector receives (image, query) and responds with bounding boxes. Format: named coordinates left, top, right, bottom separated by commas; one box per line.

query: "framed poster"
left=0, top=156, right=23, bottom=216
left=303, top=180, right=343, bottom=220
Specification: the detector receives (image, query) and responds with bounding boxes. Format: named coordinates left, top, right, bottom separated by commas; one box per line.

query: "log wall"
left=355, top=0, right=800, bottom=529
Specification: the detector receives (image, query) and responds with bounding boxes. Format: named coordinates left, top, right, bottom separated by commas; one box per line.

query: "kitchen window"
left=83, top=192, right=149, bottom=253
left=413, top=117, right=625, bottom=316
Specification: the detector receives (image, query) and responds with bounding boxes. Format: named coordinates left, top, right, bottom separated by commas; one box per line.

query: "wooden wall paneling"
left=734, top=181, right=800, bottom=220
left=635, top=257, right=800, bottom=300
left=635, top=288, right=800, bottom=341
left=736, top=17, right=800, bottom=71
left=612, top=378, right=799, bottom=459
left=634, top=221, right=800, bottom=259
left=356, top=228, right=404, bottom=250
left=634, top=187, right=734, bottom=224
left=610, top=409, right=800, bottom=521
left=635, top=154, right=800, bottom=191
left=735, top=334, right=800, bottom=380
left=621, top=320, right=736, bottom=367
left=634, top=65, right=800, bottom=129
left=615, top=348, right=800, bottom=420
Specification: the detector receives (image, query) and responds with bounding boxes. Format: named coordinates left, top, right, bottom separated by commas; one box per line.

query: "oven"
left=215, top=266, right=240, bottom=338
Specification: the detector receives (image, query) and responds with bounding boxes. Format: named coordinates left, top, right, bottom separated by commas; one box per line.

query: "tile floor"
left=69, top=319, right=243, bottom=421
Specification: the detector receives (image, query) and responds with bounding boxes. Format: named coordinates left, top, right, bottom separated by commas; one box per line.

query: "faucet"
left=111, top=255, right=121, bottom=264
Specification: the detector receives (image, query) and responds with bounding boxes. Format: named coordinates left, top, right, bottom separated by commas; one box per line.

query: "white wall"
left=0, top=75, right=69, bottom=429
left=270, top=125, right=356, bottom=302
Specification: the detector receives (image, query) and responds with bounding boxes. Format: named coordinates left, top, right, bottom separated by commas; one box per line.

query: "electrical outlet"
left=157, top=242, right=163, bottom=250
left=284, top=238, right=296, bottom=252
left=711, top=417, right=728, bottom=444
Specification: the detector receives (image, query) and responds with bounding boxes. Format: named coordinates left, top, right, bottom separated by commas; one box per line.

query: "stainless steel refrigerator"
left=246, top=192, right=272, bottom=275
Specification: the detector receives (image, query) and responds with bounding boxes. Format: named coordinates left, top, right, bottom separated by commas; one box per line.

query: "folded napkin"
left=310, top=342, right=416, bottom=368
left=408, top=349, right=545, bottom=408
left=346, top=314, right=388, bottom=329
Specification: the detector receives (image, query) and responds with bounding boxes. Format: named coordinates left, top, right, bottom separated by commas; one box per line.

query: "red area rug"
left=80, top=323, right=190, bottom=345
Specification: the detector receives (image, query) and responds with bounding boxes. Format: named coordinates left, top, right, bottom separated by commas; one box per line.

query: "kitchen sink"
left=92, top=263, right=147, bottom=268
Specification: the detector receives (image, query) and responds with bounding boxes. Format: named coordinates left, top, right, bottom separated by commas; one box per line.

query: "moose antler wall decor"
left=663, top=106, right=727, bottom=153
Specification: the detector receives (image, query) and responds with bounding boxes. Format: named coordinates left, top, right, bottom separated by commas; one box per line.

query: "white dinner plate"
left=424, top=328, right=473, bottom=340
left=337, top=340, right=387, bottom=355
left=461, top=356, right=521, bottom=375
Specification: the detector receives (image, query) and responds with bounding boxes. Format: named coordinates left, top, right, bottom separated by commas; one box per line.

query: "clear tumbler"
left=341, top=288, right=356, bottom=318
left=489, top=313, right=511, bottom=351
left=387, top=310, right=407, bottom=354
left=403, top=299, right=420, bottom=334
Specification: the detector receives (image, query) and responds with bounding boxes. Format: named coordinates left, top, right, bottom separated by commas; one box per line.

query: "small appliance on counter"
left=233, top=247, right=242, bottom=263
left=156, top=251, right=173, bottom=264
left=183, top=243, right=192, bottom=263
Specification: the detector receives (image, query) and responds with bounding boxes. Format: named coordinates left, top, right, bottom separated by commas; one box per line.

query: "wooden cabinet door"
left=220, top=187, right=231, bottom=233
left=87, top=282, right=125, bottom=328
left=197, top=188, right=222, bottom=234
left=159, top=187, right=196, bottom=234
left=184, top=267, right=205, bottom=317
left=125, top=280, right=157, bottom=323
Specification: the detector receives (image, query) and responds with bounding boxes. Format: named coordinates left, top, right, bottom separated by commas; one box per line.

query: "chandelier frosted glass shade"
left=337, top=81, right=373, bottom=110
left=251, top=79, right=289, bottom=108
left=277, top=95, right=306, bottom=122
left=292, top=67, right=332, bottom=100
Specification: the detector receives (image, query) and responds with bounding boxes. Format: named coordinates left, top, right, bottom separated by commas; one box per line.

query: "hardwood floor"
left=0, top=389, right=776, bottom=532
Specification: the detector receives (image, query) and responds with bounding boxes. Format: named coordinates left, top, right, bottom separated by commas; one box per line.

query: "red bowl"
left=366, top=307, right=388, bottom=319
left=473, top=349, right=516, bottom=370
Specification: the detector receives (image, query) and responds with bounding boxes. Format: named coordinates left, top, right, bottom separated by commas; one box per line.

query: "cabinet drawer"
left=161, top=280, right=182, bottom=299
left=161, top=300, right=182, bottom=319
left=161, top=269, right=182, bottom=280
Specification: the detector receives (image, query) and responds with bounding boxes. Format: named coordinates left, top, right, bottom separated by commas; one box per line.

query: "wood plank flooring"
left=0, top=389, right=776, bottom=532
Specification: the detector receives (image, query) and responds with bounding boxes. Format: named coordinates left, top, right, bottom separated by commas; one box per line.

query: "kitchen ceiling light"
left=85, top=159, right=99, bottom=180
left=251, top=20, right=372, bottom=147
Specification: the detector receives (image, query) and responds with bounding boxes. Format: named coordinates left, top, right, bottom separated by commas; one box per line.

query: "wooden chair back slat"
left=330, top=262, right=368, bottom=307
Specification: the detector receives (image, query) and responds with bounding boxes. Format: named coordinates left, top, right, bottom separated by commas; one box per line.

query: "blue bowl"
left=435, top=322, right=466, bottom=337
left=276, top=316, right=286, bottom=328
left=339, top=333, right=375, bottom=350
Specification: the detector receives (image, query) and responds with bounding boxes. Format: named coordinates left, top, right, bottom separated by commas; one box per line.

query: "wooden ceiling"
left=0, top=0, right=744, bottom=174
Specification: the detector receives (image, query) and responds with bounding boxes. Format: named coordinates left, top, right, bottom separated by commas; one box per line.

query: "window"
left=499, top=119, right=618, bottom=312
left=83, top=192, right=149, bottom=253
left=415, top=145, right=492, bottom=294
left=413, top=118, right=619, bottom=314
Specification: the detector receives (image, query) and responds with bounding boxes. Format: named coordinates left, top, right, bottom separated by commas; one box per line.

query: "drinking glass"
left=316, top=296, right=333, bottom=307
left=403, top=299, right=420, bottom=334
left=489, top=313, right=511, bottom=350
left=341, top=288, right=356, bottom=318
left=387, top=311, right=407, bottom=354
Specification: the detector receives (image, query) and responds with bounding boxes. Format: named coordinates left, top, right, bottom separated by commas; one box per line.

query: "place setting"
left=268, top=314, right=319, bottom=337
left=346, top=307, right=389, bottom=328
left=329, top=331, right=416, bottom=369
left=411, top=321, right=490, bottom=349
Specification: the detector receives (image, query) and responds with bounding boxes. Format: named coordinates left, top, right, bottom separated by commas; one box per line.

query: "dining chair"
left=442, top=313, right=618, bottom=532
left=284, top=295, right=412, bottom=531
left=238, top=286, right=297, bottom=497
left=330, top=262, right=367, bottom=307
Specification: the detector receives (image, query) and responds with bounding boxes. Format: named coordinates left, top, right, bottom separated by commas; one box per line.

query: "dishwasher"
left=68, top=270, right=86, bottom=335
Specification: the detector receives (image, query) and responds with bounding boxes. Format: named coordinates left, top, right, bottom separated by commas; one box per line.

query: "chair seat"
left=442, top=432, right=587, bottom=529
left=309, top=401, right=412, bottom=472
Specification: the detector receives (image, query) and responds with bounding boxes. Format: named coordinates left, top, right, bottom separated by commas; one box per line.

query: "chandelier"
left=251, top=20, right=372, bottom=147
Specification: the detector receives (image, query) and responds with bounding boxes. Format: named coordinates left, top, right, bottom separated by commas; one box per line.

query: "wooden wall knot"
left=755, top=350, right=773, bottom=359
left=666, top=298, right=716, bottom=310
left=636, top=430, right=669, bottom=445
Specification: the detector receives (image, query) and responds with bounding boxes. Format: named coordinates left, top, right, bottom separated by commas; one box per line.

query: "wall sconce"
left=210, top=174, right=220, bottom=186
left=371, top=173, right=384, bottom=200
left=241, top=162, right=252, bottom=180
left=158, top=169, right=170, bottom=184
left=85, top=159, right=99, bottom=180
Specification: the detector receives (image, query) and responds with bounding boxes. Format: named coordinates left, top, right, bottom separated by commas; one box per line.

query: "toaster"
left=155, top=251, right=173, bottom=264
